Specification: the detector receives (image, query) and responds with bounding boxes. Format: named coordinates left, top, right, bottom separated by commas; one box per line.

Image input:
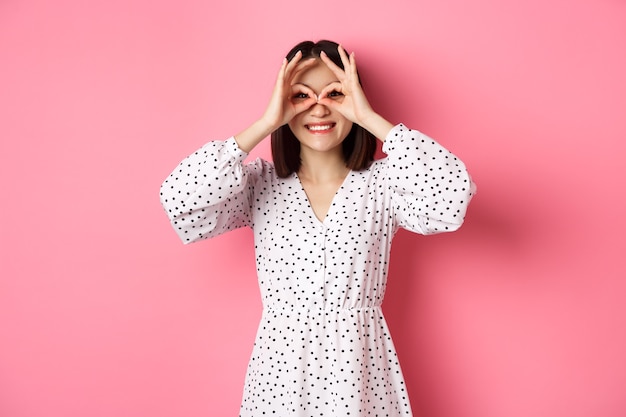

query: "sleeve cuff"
left=381, top=123, right=408, bottom=154
left=224, top=136, right=249, bottom=163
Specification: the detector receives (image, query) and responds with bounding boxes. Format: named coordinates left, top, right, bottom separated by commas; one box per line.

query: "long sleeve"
left=382, top=124, right=476, bottom=235
left=159, top=137, right=259, bottom=244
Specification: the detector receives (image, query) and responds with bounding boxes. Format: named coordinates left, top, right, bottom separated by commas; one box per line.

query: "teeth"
left=308, top=124, right=333, bottom=131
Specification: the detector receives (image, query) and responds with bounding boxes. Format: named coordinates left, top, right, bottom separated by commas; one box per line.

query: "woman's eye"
left=293, top=93, right=309, bottom=99
left=328, top=91, right=344, bottom=98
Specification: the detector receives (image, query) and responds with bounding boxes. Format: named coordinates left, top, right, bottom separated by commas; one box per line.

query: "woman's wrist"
left=357, top=111, right=394, bottom=141
left=234, top=119, right=276, bottom=153
left=255, top=117, right=278, bottom=137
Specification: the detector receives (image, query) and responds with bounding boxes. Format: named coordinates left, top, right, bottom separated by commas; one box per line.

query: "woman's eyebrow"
left=293, top=81, right=339, bottom=88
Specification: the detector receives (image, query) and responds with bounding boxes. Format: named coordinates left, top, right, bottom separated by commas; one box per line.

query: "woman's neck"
left=298, top=149, right=349, bottom=183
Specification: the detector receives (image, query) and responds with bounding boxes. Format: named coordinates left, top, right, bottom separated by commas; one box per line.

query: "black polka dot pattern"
left=160, top=124, right=475, bottom=416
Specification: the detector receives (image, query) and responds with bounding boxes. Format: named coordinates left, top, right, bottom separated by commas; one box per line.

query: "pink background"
left=1, top=0, right=625, bottom=416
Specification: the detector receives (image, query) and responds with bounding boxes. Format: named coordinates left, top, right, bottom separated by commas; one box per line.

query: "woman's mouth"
left=305, top=123, right=336, bottom=133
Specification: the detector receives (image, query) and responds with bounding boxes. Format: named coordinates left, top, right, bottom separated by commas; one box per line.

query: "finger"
left=293, top=97, right=317, bottom=115
left=319, top=51, right=346, bottom=80
left=317, top=83, right=344, bottom=110
left=348, top=51, right=359, bottom=82
left=283, top=50, right=303, bottom=78
left=295, top=57, right=317, bottom=71
left=290, top=57, right=317, bottom=81
left=291, top=85, right=317, bottom=115
left=275, top=57, right=289, bottom=84
left=318, top=82, right=343, bottom=101
left=291, top=84, right=318, bottom=101
left=338, top=46, right=360, bottom=85
left=317, top=96, right=340, bottom=109
left=337, top=45, right=352, bottom=75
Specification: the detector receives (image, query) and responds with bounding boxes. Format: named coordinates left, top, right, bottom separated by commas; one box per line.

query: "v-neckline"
left=294, top=170, right=353, bottom=225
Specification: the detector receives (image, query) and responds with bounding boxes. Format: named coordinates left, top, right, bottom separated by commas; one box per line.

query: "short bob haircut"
left=271, top=40, right=377, bottom=178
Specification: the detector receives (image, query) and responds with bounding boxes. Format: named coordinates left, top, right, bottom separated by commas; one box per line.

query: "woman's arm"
left=160, top=52, right=320, bottom=243
left=318, top=45, right=475, bottom=233
left=160, top=138, right=261, bottom=244
left=383, top=124, right=476, bottom=235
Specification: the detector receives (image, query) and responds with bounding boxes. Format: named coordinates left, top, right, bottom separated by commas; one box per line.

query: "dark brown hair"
left=271, top=40, right=377, bottom=178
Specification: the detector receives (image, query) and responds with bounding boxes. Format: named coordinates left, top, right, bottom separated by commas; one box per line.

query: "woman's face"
left=288, top=60, right=353, bottom=155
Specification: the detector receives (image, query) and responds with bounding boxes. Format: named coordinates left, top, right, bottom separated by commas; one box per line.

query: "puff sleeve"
left=160, top=137, right=260, bottom=244
left=382, top=124, right=476, bottom=235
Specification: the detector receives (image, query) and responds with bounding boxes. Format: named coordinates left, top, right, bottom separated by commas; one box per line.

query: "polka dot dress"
left=160, top=124, right=475, bottom=416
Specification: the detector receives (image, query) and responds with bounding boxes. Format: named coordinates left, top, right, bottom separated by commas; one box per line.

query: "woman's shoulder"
left=347, top=157, right=388, bottom=186
left=245, top=157, right=284, bottom=187
left=365, top=156, right=389, bottom=174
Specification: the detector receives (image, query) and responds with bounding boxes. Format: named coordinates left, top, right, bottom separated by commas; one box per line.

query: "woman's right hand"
left=234, top=52, right=317, bottom=153
left=261, top=51, right=318, bottom=130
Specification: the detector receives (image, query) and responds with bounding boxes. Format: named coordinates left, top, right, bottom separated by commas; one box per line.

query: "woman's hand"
left=235, top=52, right=317, bottom=152
left=318, top=45, right=394, bottom=140
left=261, top=51, right=318, bottom=130
left=317, top=46, right=374, bottom=125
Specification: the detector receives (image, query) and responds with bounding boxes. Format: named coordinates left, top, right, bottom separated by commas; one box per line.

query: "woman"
left=160, top=40, right=475, bottom=417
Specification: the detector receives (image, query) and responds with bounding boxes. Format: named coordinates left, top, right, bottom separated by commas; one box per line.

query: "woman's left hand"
left=318, top=45, right=376, bottom=126
left=319, top=45, right=395, bottom=140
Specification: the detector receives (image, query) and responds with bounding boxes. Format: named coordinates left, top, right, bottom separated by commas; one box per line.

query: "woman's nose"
left=309, top=101, right=330, bottom=117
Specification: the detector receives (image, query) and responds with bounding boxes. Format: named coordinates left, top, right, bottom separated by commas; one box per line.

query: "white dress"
left=160, top=124, right=475, bottom=416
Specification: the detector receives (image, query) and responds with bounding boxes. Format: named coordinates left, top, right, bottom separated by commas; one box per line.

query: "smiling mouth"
left=306, top=123, right=336, bottom=133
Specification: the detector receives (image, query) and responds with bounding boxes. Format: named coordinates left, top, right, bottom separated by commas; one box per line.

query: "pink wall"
left=1, top=0, right=625, bottom=416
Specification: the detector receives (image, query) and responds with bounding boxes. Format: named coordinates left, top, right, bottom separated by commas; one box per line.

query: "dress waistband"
left=263, top=306, right=382, bottom=313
